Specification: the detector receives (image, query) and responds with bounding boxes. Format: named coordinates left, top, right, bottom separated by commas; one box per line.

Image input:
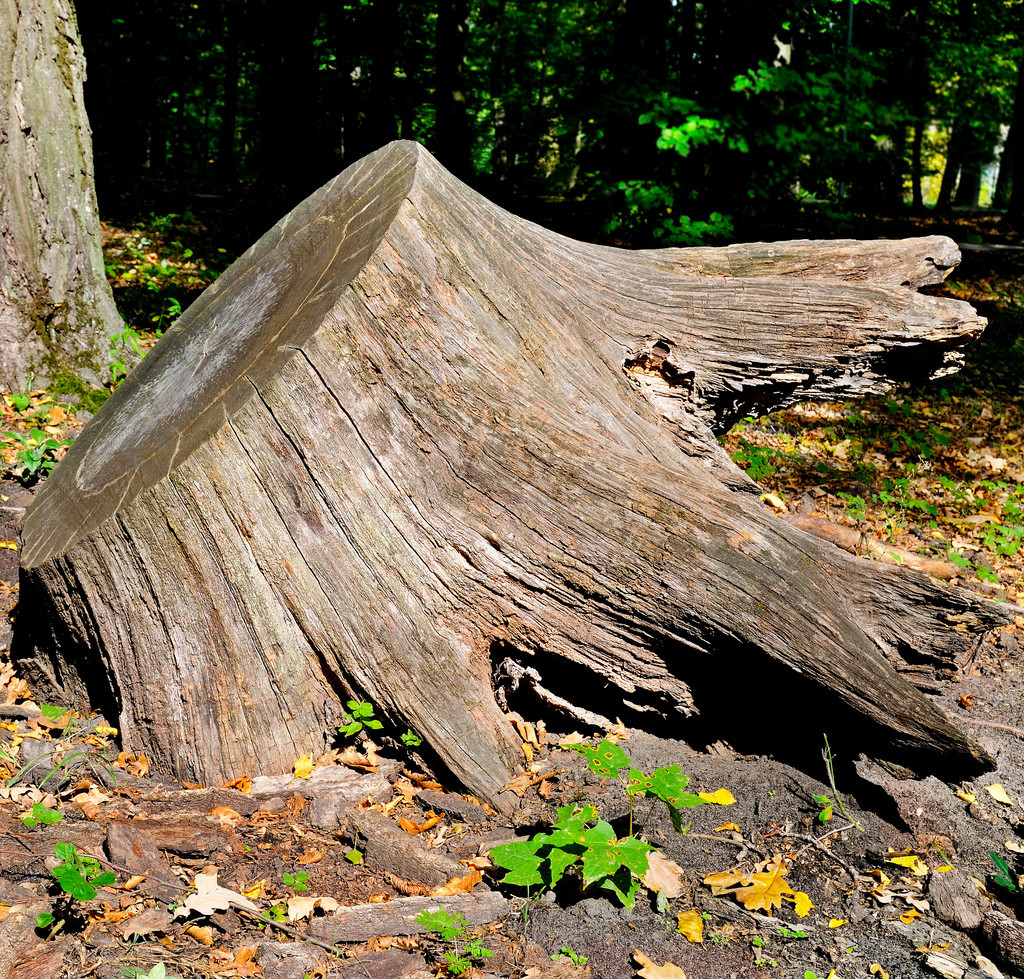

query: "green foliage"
left=282, top=871, right=309, bottom=892
left=122, top=965, right=179, bottom=979
left=22, top=801, right=63, bottom=828
left=990, top=851, right=1017, bottom=893
left=401, top=729, right=423, bottom=748
left=552, top=946, right=588, bottom=966
left=812, top=794, right=834, bottom=823
left=108, top=326, right=146, bottom=386
left=414, top=906, right=494, bottom=975
left=338, top=698, right=384, bottom=739
left=2, top=429, right=71, bottom=483
left=50, top=842, right=116, bottom=902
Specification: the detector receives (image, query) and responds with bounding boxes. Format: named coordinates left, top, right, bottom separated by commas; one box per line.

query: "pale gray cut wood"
left=15, top=141, right=1011, bottom=807
left=306, top=892, right=510, bottom=943
left=0, top=0, right=119, bottom=389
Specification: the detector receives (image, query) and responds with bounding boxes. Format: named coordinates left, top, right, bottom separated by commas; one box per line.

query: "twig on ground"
left=785, top=823, right=866, bottom=883
left=958, top=716, right=1024, bottom=737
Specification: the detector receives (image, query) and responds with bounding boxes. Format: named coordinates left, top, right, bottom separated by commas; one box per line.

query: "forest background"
left=77, top=0, right=1024, bottom=254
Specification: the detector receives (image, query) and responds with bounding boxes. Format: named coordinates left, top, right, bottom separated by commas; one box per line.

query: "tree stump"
left=15, top=141, right=1009, bottom=805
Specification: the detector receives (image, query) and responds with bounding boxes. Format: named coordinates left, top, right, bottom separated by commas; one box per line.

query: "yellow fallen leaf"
left=956, top=788, right=976, bottom=804
left=888, top=855, right=928, bottom=876
left=869, top=964, right=889, bottom=979
left=675, top=909, right=704, bottom=943
left=792, top=890, right=814, bottom=917
left=828, top=918, right=847, bottom=928
left=0, top=542, right=16, bottom=550
left=900, top=909, right=921, bottom=923
left=633, top=950, right=687, bottom=978
left=714, top=822, right=741, bottom=833
left=292, top=754, right=314, bottom=779
left=935, top=864, right=954, bottom=873
left=183, top=923, right=214, bottom=945
left=760, top=492, right=787, bottom=510
left=985, top=783, right=1015, bottom=806
left=94, top=725, right=118, bottom=737
left=699, top=789, right=736, bottom=805
left=241, top=880, right=265, bottom=899
left=430, top=870, right=483, bottom=897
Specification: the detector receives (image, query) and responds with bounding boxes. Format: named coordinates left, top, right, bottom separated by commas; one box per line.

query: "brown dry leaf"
left=72, top=786, right=110, bottom=819
left=606, top=719, right=628, bottom=741
left=122, top=875, right=147, bottom=890
left=184, top=923, right=215, bottom=945
left=430, top=870, right=483, bottom=896
left=642, top=851, right=683, bottom=898
left=297, top=848, right=326, bottom=866
left=558, top=731, right=585, bottom=746
left=221, top=945, right=261, bottom=977
left=3, top=676, right=29, bottom=704
left=714, top=822, right=741, bottom=833
left=675, top=909, right=704, bottom=943
left=209, top=806, right=244, bottom=828
left=286, top=794, right=307, bottom=817
left=633, top=950, right=687, bottom=978
left=538, top=777, right=553, bottom=800
left=405, top=771, right=444, bottom=791
left=222, top=776, right=252, bottom=793
left=336, top=745, right=378, bottom=771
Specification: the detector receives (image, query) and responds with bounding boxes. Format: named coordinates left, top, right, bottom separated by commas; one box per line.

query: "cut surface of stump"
left=15, top=140, right=1009, bottom=805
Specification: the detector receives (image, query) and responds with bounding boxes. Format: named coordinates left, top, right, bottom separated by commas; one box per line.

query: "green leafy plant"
left=108, top=325, right=146, bottom=385
left=821, top=734, right=863, bottom=831
left=401, top=729, right=423, bottom=748
left=490, top=802, right=654, bottom=910
left=2, top=429, right=71, bottom=482
left=122, top=964, right=179, bottom=979
left=812, top=793, right=834, bottom=822
left=414, top=906, right=493, bottom=975
left=990, top=851, right=1017, bottom=893
left=282, top=870, right=309, bottom=892
left=22, top=801, right=63, bottom=828
left=552, top=946, right=588, bottom=966
left=36, top=842, right=116, bottom=935
left=338, top=698, right=384, bottom=738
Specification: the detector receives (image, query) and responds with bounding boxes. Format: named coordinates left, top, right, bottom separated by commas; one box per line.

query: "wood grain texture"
left=14, top=141, right=1010, bottom=805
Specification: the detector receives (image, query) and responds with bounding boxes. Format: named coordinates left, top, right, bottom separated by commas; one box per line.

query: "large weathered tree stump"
left=15, top=141, right=1010, bottom=804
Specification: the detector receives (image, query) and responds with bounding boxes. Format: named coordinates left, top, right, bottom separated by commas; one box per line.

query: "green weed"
left=414, top=905, right=493, bottom=975
left=338, top=698, right=384, bottom=738
left=990, top=851, right=1017, bottom=893
left=282, top=871, right=309, bottom=892
left=552, top=946, right=588, bottom=966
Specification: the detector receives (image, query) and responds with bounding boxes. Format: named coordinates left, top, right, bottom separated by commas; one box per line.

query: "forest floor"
left=2, top=207, right=1024, bottom=979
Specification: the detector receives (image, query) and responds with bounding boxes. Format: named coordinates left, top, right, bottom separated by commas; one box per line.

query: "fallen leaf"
left=173, top=868, right=261, bottom=918
left=122, top=875, right=147, bottom=890
left=297, top=848, right=326, bottom=865
left=985, top=784, right=1015, bottom=806
left=699, top=788, right=736, bottom=805
left=286, top=895, right=341, bottom=922
left=1006, top=840, right=1024, bottom=855
left=956, top=788, right=976, bottom=804
left=241, top=880, right=265, bottom=899
left=888, top=855, right=929, bottom=876
left=405, top=771, right=444, bottom=791
left=430, top=870, right=482, bottom=896
left=760, top=492, right=787, bottom=510
left=286, top=794, right=307, bottom=817
left=643, top=851, right=683, bottom=898
left=900, top=909, right=921, bottom=923
left=828, top=918, right=847, bottom=928
left=605, top=719, right=628, bottom=741
left=869, top=965, right=889, bottom=979
left=704, top=853, right=811, bottom=916
left=292, top=755, right=315, bottom=779
left=633, top=950, right=686, bottom=978
left=959, top=694, right=974, bottom=708
left=935, top=864, right=955, bottom=872
left=558, top=732, right=585, bottom=746
left=94, top=724, right=118, bottom=737
left=336, top=745, right=379, bottom=771
left=675, top=909, right=704, bottom=943
left=714, top=822, right=741, bottom=833
left=209, top=806, right=244, bottom=828
left=183, top=923, right=214, bottom=945
left=398, top=811, right=444, bottom=835
left=222, top=776, right=252, bottom=793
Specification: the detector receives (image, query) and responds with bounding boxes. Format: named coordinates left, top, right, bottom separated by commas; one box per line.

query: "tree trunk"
left=14, top=141, right=1009, bottom=807
left=0, top=0, right=119, bottom=392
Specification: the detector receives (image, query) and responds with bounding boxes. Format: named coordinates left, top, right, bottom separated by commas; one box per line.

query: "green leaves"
left=22, top=801, right=63, bottom=828
left=490, top=803, right=653, bottom=910
left=572, top=739, right=631, bottom=777
left=50, top=842, right=116, bottom=903
left=338, top=698, right=384, bottom=739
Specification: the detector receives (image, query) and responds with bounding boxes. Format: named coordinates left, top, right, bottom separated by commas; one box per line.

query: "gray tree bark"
left=0, top=0, right=119, bottom=392
left=14, top=141, right=1010, bottom=807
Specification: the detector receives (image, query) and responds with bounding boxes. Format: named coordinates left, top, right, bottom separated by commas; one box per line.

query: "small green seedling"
left=345, top=848, right=363, bottom=864
left=990, top=851, right=1017, bottom=893
left=22, top=802, right=63, bottom=828
left=552, top=946, right=588, bottom=966
left=121, top=964, right=180, bottom=979
left=401, top=729, right=423, bottom=748
left=3, top=430, right=71, bottom=482
left=37, top=842, right=116, bottom=934
left=9, top=394, right=30, bottom=412
left=415, top=905, right=493, bottom=975
left=283, top=871, right=309, bottom=892
left=812, top=794, right=834, bottom=822
left=338, top=698, right=383, bottom=738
